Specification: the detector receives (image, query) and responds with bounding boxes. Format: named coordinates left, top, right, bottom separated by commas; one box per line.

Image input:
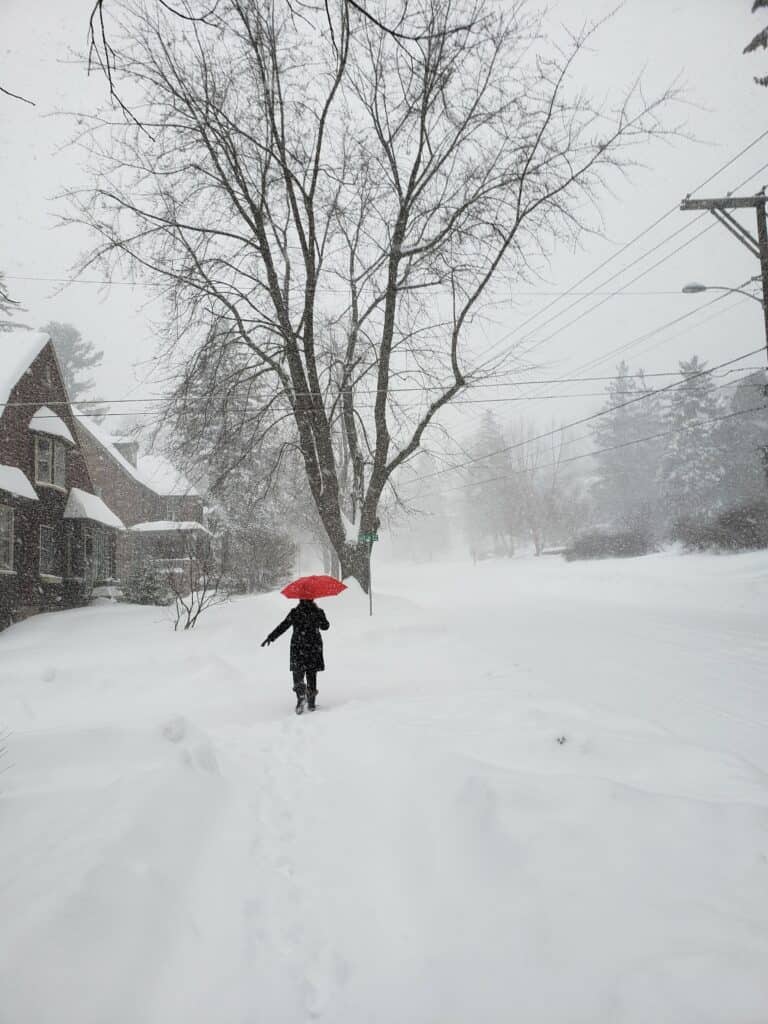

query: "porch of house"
left=0, top=488, right=123, bottom=631
left=119, top=521, right=214, bottom=598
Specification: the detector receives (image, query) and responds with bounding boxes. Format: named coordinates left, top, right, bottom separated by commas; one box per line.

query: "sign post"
left=358, top=531, right=378, bottom=616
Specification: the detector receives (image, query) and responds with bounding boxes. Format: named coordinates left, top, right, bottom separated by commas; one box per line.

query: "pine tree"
left=463, top=411, right=516, bottom=558
left=744, top=0, right=768, bottom=87
left=716, top=370, right=768, bottom=506
left=0, top=271, right=25, bottom=331
left=657, top=356, right=727, bottom=528
left=395, top=450, right=452, bottom=562
left=41, top=321, right=104, bottom=402
left=590, top=363, right=664, bottom=533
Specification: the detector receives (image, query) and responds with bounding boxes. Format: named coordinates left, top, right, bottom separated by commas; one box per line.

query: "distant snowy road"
left=1, top=552, right=767, bottom=1023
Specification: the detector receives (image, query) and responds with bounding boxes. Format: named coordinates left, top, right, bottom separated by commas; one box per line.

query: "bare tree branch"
left=67, top=0, right=679, bottom=590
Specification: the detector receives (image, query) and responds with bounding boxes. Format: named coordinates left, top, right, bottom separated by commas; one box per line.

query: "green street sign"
left=359, top=532, right=378, bottom=544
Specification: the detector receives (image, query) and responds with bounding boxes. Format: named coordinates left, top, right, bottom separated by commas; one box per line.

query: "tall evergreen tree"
left=657, top=356, right=727, bottom=527
left=744, top=0, right=768, bottom=87
left=395, top=450, right=452, bottom=562
left=463, top=411, right=517, bottom=558
left=716, top=370, right=768, bottom=506
left=41, top=321, right=104, bottom=402
left=0, top=272, right=25, bottom=331
left=590, top=363, right=664, bottom=533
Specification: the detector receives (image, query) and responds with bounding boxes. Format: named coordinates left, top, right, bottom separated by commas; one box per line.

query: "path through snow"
left=1, top=551, right=768, bottom=1022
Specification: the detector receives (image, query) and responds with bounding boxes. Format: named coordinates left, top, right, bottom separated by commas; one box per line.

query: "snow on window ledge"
left=0, top=569, right=16, bottom=576
left=35, top=482, right=68, bottom=494
left=39, top=574, right=63, bottom=584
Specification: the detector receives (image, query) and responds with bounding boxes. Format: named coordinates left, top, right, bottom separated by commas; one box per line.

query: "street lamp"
left=681, top=280, right=764, bottom=304
left=682, top=280, right=768, bottom=402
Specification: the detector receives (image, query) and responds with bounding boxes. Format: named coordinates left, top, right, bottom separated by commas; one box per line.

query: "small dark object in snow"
left=556, top=736, right=567, bottom=745
left=564, top=527, right=652, bottom=561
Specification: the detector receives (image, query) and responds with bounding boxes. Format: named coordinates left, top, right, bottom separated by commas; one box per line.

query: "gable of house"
left=0, top=333, right=94, bottom=497
left=73, top=412, right=203, bottom=527
left=0, top=331, right=123, bottom=629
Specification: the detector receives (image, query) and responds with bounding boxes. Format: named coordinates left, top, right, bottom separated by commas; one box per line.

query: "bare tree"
left=167, top=533, right=225, bottom=629
left=0, top=85, right=34, bottom=106
left=508, top=419, right=568, bottom=555
left=68, top=0, right=677, bottom=591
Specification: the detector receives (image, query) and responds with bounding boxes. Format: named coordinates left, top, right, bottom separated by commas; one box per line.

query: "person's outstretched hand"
left=261, top=638, right=271, bottom=648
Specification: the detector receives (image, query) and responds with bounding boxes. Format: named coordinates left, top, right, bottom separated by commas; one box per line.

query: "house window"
left=85, top=527, right=113, bottom=582
left=35, top=437, right=67, bottom=488
left=65, top=524, right=75, bottom=578
left=35, top=437, right=52, bottom=483
left=39, top=525, right=59, bottom=576
left=0, top=505, right=13, bottom=571
left=53, top=443, right=66, bottom=487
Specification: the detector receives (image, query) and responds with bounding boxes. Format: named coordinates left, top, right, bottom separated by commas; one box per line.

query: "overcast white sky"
left=1, top=0, right=766, bottom=437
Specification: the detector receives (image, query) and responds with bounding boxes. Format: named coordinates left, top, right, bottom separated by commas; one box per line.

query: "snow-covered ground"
left=1, top=551, right=767, bottom=1023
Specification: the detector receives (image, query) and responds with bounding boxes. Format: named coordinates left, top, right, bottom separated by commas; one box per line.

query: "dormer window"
left=35, top=437, right=67, bottom=489
left=29, top=407, right=74, bottom=490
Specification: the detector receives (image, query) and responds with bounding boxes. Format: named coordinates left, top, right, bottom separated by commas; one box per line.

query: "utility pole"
left=680, top=193, right=768, bottom=483
left=679, top=193, right=768, bottom=364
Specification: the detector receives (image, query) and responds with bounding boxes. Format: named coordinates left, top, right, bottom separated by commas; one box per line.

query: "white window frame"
left=34, top=436, right=67, bottom=489
left=35, top=436, right=52, bottom=485
left=89, top=528, right=114, bottom=582
left=39, top=524, right=59, bottom=576
left=0, top=504, right=13, bottom=572
left=65, top=524, right=75, bottom=579
left=53, top=442, right=66, bottom=487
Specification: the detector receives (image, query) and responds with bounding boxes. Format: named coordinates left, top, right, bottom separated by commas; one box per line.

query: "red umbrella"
left=281, top=574, right=348, bottom=600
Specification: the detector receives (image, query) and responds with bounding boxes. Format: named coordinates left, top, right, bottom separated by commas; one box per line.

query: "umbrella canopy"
left=281, top=574, right=347, bottom=600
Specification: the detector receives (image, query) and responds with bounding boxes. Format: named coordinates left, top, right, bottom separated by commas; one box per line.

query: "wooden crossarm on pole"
left=680, top=195, right=767, bottom=211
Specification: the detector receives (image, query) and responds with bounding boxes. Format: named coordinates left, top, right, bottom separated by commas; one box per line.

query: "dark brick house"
left=72, top=411, right=209, bottom=578
left=0, top=331, right=123, bottom=630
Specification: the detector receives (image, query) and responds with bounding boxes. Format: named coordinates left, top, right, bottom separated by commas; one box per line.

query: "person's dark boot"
left=307, top=694, right=316, bottom=711
left=295, top=692, right=306, bottom=715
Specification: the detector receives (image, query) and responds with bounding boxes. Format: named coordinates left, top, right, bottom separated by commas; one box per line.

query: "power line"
left=469, top=152, right=768, bottom=380
left=450, top=370, right=765, bottom=469
left=475, top=219, right=711, bottom=376
left=487, top=277, right=759, bottom=433
left=548, top=288, right=750, bottom=383
left=1, top=273, right=696, bottom=296
left=422, top=368, right=765, bottom=482
left=411, top=404, right=768, bottom=503
left=3, top=364, right=764, bottom=412
left=7, top=133, right=768, bottom=320
left=402, top=347, right=767, bottom=488
left=465, top=128, right=768, bottom=371
left=449, top=290, right=758, bottom=435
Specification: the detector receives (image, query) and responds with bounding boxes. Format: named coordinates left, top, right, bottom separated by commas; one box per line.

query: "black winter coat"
left=267, top=600, right=330, bottom=672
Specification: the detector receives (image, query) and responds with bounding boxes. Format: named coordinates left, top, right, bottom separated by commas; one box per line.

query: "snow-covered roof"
left=72, top=406, right=143, bottom=481
left=0, top=331, right=50, bottom=413
left=28, top=406, right=75, bottom=444
left=63, top=488, right=124, bottom=530
left=135, top=453, right=198, bottom=497
left=0, top=464, right=38, bottom=501
left=129, top=520, right=210, bottom=534
left=72, top=408, right=198, bottom=498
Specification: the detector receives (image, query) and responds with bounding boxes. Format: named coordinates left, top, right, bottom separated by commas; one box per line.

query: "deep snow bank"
left=1, top=551, right=767, bottom=1023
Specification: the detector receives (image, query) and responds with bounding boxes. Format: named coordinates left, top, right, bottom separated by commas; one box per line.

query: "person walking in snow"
left=261, top=599, right=330, bottom=714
